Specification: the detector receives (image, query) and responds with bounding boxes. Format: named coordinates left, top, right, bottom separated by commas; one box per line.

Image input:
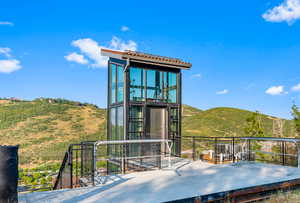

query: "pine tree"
left=244, top=111, right=265, bottom=137
left=291, top=104, right=300, bottom=136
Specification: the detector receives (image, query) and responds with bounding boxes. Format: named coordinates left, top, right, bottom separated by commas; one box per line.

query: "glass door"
left=145, top=107, right=168, bottom=155
left=146, top=107, right=167, bottom=140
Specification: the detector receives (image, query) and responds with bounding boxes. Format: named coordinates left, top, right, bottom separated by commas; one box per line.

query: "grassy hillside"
left=182, top=106, right=294, bottom=138
left=0, top=98, right=106, bottom=168
left=0, top=98, right=295, bottom=168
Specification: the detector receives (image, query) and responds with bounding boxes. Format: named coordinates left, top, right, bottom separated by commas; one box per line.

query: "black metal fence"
left=53, top=136, right=300, bottom=190
left=181, top=136, right=244, bottom=164
left=53, top=142, right=94, bottom=190
left=181, top=136, right=299, bottom=167
left=53, top=140, right=171, bottom=190
left=106, top=142, right=164, bottom=174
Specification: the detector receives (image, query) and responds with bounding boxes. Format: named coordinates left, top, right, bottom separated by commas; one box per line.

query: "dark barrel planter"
left=0, top=146, right=18, bottom=203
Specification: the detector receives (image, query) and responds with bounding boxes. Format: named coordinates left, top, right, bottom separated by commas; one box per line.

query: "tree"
left=291, top=104, right=300, bottom=136
left=244, top=111, right=265, bottom=137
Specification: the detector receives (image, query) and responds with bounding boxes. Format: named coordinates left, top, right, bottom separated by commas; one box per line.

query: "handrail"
left=53, top=140, right=172, bottom=190
left=53, top=150, right=69, bottom=190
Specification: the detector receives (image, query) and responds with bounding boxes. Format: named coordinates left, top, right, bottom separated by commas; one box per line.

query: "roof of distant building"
left=101, top=48, right=192, bottom=70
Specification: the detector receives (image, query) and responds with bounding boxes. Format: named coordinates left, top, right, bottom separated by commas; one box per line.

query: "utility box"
left=0, top=145, right=18, bottom=203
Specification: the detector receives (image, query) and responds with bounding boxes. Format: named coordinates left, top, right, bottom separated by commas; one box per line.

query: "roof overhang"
left=101, top=48, right=192, bottom=70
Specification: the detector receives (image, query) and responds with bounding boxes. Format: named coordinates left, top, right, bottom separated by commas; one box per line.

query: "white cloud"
left=0, top=21, right=14, bottom=26
left=265, top=85, right=285, bottom=95
left=66, top=37, right=137, bottom=68
left=0, top=47, right=11, bottom=57
left=291, top=83, right=300, bottom=91
left=191, top=73, right=201, bottom=78
left=262, top=0, right=300, bottom=25
left=0, top=59, right=21, bottom=73
left=110, top=36, right=137, bottom=51
left=121, top=26, right=130, bottom=32
left=64, top=52, right=89, bottom=64
left=0, top=47, right=21, bottom=73
left=216, top=89, right=229, bottom=95
left=71, top=38, right=108, bottom=68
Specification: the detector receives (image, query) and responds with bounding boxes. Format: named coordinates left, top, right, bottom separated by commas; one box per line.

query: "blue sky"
left=1, top=0, right=300, bottom=118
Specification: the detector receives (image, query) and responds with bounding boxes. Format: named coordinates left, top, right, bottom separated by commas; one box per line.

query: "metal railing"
left=53, top=139, right=172, bottom=190
left=53, top=136, right=300, bottom=190
left=181, top=136, right=300, bottom=167
left=53, top=142, right=95, bottom=190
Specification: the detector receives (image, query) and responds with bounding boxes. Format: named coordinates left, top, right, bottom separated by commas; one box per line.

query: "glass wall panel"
left=110, top=64, right=116, bottom=104
left=168, top=72, right=177, bottom=103
left=110, top=108, right=116, bottom=140
left=117, top=106, right=124, bottom=140
left=109, top=107, right=123, bottom=157
left=157, top=71, right=163, bottom=100
left=128, top=106, right=143, bottom=138
left=170, top=107, right=179, bottom=155
left=109, top=108, right=116, bottom=156
left=129, top=67, right=144, bottom=101
left=146, top=70, right=163, bottom=100
left=170, top=108, right=179, bottom=132
left=163, top=72, right=168, bottom=101
left=117, top=65, right=124, bottom=102
left=146, top=70, right=155, bottom=99
left=128, top=106, right=144, bottom=156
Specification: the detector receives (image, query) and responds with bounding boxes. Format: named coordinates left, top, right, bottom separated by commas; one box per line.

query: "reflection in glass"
left=117, top=65, right=124, bottom=102
left=168, top=72, right=177, bottom=103
left=109, top=108, right=116, bottom=156
left=109, top=107, right=123, bottom=157
left=117, top=106, right=124, bottom=140
left=128, top=106, right=144, bottom=156
left=170, top=107, right=179, bottom=155
left=129, top=67, right=144, bottom=101
left=110, top=108, right=116, bottom=140
left=146, top=70, right=163, bottom=100
left=110, top=64, right=116, bottom=104
left=163, top=72, right=168, bottom=101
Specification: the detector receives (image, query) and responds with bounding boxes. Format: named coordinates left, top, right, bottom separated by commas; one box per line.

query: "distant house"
left=9, top=97, right=22, bottom=102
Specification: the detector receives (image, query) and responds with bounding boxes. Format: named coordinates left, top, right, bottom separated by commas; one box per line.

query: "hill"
left=0, top=98, right=106, bottom=168
left=182, top=106, right=294, bottom=138
left=0, top=98, right=294, bottom=168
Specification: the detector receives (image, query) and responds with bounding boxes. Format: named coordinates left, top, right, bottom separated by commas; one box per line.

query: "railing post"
left=69, top=146, right=73, bottom=189
left=75, top=149, right=78, bottom=186
left=192, top=137, right=196, bottom=161
left=247, top=140, right=251, bottom=161
left=232, top=137, right=235, bottom=163
left=158, top=143, right=161, bottom=169
left=80, top=144, right=83, bottom=178
left=298, top=147, right=300, bottom=168
left=121, top=143, right=126, bottom=174
left=281, top=141, right=285, bottom=166
left=92, top=144, right=96, bottom=186
left=214, top=138, right=217, bottom=164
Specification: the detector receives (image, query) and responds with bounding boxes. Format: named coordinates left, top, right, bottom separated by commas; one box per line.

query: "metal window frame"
left=108, top=58, right=183, bottom=158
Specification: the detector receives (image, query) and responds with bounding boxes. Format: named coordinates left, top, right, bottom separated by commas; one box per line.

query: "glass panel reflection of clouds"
left=168, top=72, right=177, bottom=103
left=129, top=67, right=144, bottom=101
left=117, top=65, right=124, bottom=103
left=110, top=64, right=116, bottom=104
left=129, top=66, right=177, bottom=103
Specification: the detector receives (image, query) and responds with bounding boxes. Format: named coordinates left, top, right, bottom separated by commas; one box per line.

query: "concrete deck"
left=19, top=161, right=300, bottom=203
